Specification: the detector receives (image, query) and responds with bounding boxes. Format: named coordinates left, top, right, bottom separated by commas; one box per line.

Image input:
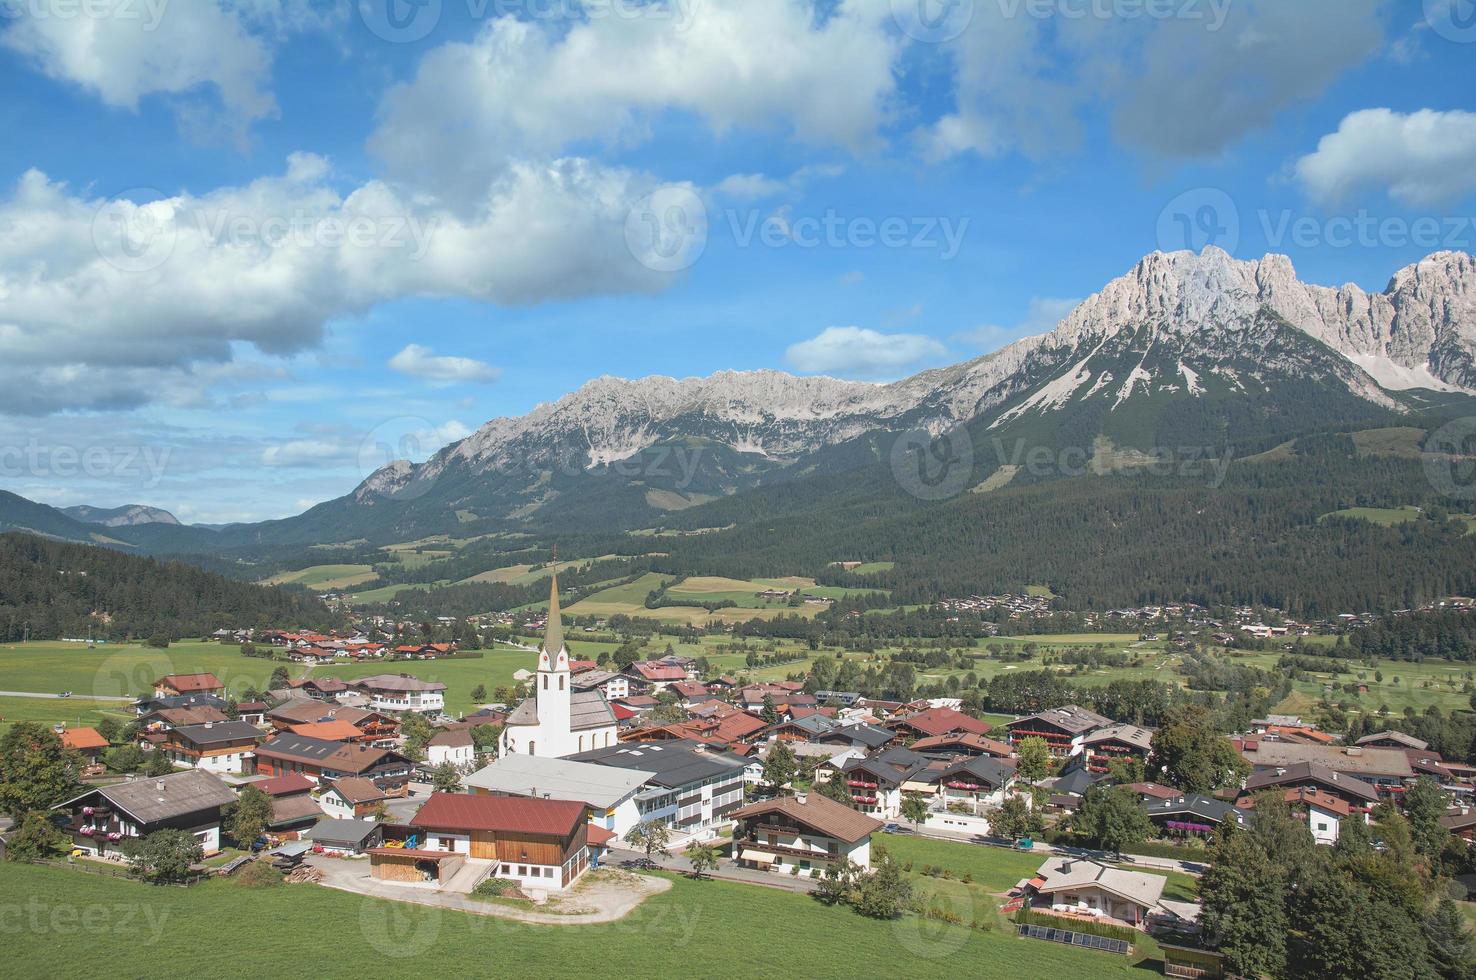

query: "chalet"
left=267, top=702, right=400, bottom=745
left=936, top=757, right=1019, bottom=817
left=57, top=726, right=109, bottom=773
left=464, top=754, right=655, bottom=842
left=163, top=721, right=263, bottom=774
left=133, top=692, right=227, bottom=717
left=908, top=732, right=1014, bottom=758
left=1025, top=856, right=1168, bottom=929
left=1140, top=794, right=1249, bottom=838
left=288, top=720, right=367, bottom=743
left=253, top=734, right=413, bottom=792
left=1356, top=730, right=1429, bottom=751
left=288, top=677, right=351, bottom=701
left=623, top=661, right=688, bottom=692
left=1283, top=787, right=1359, bottom=845
left=1236, top=740, right=1414, bottom=797
left=153, top=673, right=225, bottom=697
left=349, top=675, right=447, bottom=714
left=763, top=713, right=842, bottom=743
left=253, top=773, right=322, bottom=837
left=384, top=793, right=590, bottom=891
left=427, top=729, right=476, bottom=768
left=814, top=722, right=895, bottom=752
left=571, top=669, right=631, bottom=701
left=139, top=706, right=230, bottom=732
left=884, top=706, right=990, bottom=743
left=54, top=770, right=237, bottom=858
left=1006, top=705, right=1113, bottom=755
left=1242, top=761, right=1381, bottom=810
left=1076, top=724, right=1154, bottom=773
left=320, top=777, right=392, bottom=820
left=731, top=791, right=883, bottom=876
left=235, top=701, right=269, bottom=726
left=1439, top=807, right=1476, bottom=842
left=571, top=739, right=747, bottom=840
left=670, top=680, right=714, bottom=706
left=838, top=747, right=939, bottom=819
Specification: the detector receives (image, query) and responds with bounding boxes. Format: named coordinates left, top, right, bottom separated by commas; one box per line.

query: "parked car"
left=57, top=691, right=71, bottom=698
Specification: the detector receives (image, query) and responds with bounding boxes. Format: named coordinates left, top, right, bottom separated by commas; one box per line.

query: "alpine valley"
left=7, top=247, right=1476, bottom=615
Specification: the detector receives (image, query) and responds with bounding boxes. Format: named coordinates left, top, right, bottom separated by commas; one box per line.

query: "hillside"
left=0, top=532, right=340, bottom=641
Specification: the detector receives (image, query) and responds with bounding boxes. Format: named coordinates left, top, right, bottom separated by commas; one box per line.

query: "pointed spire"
left=542, top=568, right=565, bottom=661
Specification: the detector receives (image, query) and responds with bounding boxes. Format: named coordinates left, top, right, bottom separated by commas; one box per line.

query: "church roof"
left=569, top=690, right=618, bottom=732
left=542, top=569, right=565, bottom=664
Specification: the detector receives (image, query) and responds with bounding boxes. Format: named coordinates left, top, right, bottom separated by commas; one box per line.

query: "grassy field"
left=0, top=861, right=1150, bottom=978
left=0, top=640, right=285, bottom=700
left=568, top=573, right=821, bottom=626
left=312, top=649, right=537, bottom=716
left=1319, top=505, right=1423, bottom=526
left=1241, top=650, right=1476, bottom=716
left=262, top=564, right=377, bottom=590
left=0, top=695, right=131, bottom=732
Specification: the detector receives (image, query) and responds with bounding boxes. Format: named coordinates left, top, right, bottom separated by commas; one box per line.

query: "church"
left=500, top=572, right=619, bottom=758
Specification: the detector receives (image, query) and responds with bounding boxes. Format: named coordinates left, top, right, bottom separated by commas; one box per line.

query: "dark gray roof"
left=308, top=819, right=381, bottom=846
left=830, top=723, right=894, bottom=749
left=570, top=739, right=746, bottom=788
left=58, top=770, right=237, bottom=826
left=171, top=721, right=263, bottom=746
left=842, top=746, right=934, bottom=786
left=1141, top=793, right=1249, bottom=826
left=940, top=756, right=1017, bottom=789
left=504, top=688, right=617, bottom=732
left=255, top=733, right=343, bottom=762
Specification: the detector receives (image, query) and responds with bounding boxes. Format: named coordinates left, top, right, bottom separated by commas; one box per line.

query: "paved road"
left=0, top=690, right=133, bottom=701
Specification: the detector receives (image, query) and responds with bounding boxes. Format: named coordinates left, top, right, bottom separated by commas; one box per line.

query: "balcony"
left=846, top=779, right=879, bottom=789
left=850, top=794, right=878, bottom=805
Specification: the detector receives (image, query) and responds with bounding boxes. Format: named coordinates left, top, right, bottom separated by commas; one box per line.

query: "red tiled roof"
left=586, top=825, right=617, bottom=847
left=891, top=707, right=992, bottom=738
left=289, top=721, right=365, bottom=742
left=253, top=773, right=316, bottom=797
left=410, top=793, right=585, bottom=837
left=157, top=673, right=223, bottom=692
left=631, top=663, right=687, bottom=681
left=60, top=727, right=108, bottom=750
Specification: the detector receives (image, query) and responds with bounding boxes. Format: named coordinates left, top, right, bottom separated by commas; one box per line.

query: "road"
left=0, top=690, right=134, bottom=701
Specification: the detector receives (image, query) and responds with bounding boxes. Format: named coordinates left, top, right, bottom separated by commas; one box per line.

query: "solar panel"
left=1016, top=923, right=1130, bottom=955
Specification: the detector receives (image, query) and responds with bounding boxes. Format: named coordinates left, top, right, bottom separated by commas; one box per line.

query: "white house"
left=731, top=792, right=882, bottom=877
left=502, top=574, right=619, bottom=759
left=464, top=754, right=655, bottom=841
left=350, top=675, right=447, bottom=714
left=405, top=792, right=591, bottom=893
left=571, top=740, right=748, bottom=842
left=426, top=729, right=475, bottom=768
left=53, top=770, right=238, bottom=858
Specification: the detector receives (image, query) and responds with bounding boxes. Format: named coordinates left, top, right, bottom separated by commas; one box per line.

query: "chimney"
left=205, top=721, right=214, bottom=729
left=156, top=780, right=166, bottom=792
left=795, top=791, right=808, bottom=805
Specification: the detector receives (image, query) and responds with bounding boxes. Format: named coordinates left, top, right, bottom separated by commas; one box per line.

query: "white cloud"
left=0, top=0, right=284, bottom=144
left=260, top=439, right=347, bottom=467
left=785, top=326, right=947, bottom=379
left=955, top=296, right=1080, bottom=350
left=369, top=2, right=898, bottom=206
left=389, top=344, right=501, bottom=385
left=714, top=173, right=791, bottom=201
left=1294, top=108, right=1476, bottom=208
left=921, top=0, right=1383, bottom=161
left=0, top=156, right=674, bottom=414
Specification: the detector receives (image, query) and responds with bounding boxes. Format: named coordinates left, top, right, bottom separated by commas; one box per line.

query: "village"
left=3, top=572, right=1475, bottom=978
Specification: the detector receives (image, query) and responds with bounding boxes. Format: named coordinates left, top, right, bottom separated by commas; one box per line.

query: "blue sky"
left=1, top=0, right=1474, bottom=522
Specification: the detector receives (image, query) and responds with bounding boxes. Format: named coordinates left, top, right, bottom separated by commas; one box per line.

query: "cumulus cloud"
left=388, top=344, right=501, bottom=385
left=1294, top=108, right=1476, bottom=208
left=369, top=2, right=898, bottom=206
left=0, top=0, right=293, bottom=143
left=785, top=326, right=947, bottom=379
left=0, top=156, right=674, bottom=414
left=921, top=0, right=1382, bottom=161
left=955, top=297, right=1080, bottom=350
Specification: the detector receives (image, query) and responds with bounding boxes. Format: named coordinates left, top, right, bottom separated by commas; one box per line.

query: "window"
left=542, top=675, right=548, bottom=690
left=559, top=675, right=565, bottom=691
left=518, top=865, right=527, bottom=876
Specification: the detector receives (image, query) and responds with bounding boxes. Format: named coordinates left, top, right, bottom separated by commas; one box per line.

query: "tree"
left=1425, top=898, right=1476, bottom=980
left=122, top=828, right=202, bottom=884
left=815, top=775, right=854, bottom=805
left=268, top=666, right=289, bottom=690
left=0, top=723, right=81, bottom=819
left=813, top=859, right=862, bottom=906
left=762, top=741, right=797, bottom=790
left=1149, top=706, right=1249, bottom=794
left=899, top=791, right=931, bottom=833
left=686, top=842, right=719, bottom=879
left=470, top=723, right=502, bottom=754
left=400, top=712, right=434, bottom=761
left=760, top=694, right=780, bottom=725
left=850, top=850, right=912, bottom=919
left=1014, top=736, right=1051, bottom=786
left=1071, top=783, right=1153, bottom=855
left=988, top=795, right=1043, bottom=840
left=650, top=691, right=686, bottom=724
left=143, top=752, right=174, bottom=777
left=469, top=684, right=488, bottom=704
left=95, top=717, right=122, bottom=744
left=145, top=633, right=170, bottom=649
left=430, top=761, right=462, bottom=794
left=624, top=821, right=671, bottom=863
left=226, top=786, right=273, bottom=847
left=1200, top=831, right=1288, bottom=978
left=4, top=811, right=67, bottom=862
left=1105, top=755, right=1146, bottom=784
left=104, top=743, right=146, bottom=774
left=1404, top=776, right=1451, bottom=860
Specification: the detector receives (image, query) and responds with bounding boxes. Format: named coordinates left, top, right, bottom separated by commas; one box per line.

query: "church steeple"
left=538, top=569, right=567, bottom=670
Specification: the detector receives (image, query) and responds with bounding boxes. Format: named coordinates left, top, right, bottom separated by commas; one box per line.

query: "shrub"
left=472, top=877, right=521, bottom=899
left=234, top=862, right=283, bottom=888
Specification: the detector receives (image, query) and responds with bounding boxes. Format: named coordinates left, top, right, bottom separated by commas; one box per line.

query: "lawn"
left=312, top=648, right=537, bottom=716
left=1241, top=651, right=1476, bottom=716
left=0, top=861, right=1150, bottom=978
left=261, top=564, right=377, bottom=590
left=0, top=640, right=285, bottom=700
left=1319, top=505, right=1423, bottom=526
left=0, top=695, right=130, bottom=732
left=568, top=573, right=820, bottom=626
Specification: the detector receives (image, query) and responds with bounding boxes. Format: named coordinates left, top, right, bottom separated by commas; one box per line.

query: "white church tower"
left=500, top=570, right=617, bottom=758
